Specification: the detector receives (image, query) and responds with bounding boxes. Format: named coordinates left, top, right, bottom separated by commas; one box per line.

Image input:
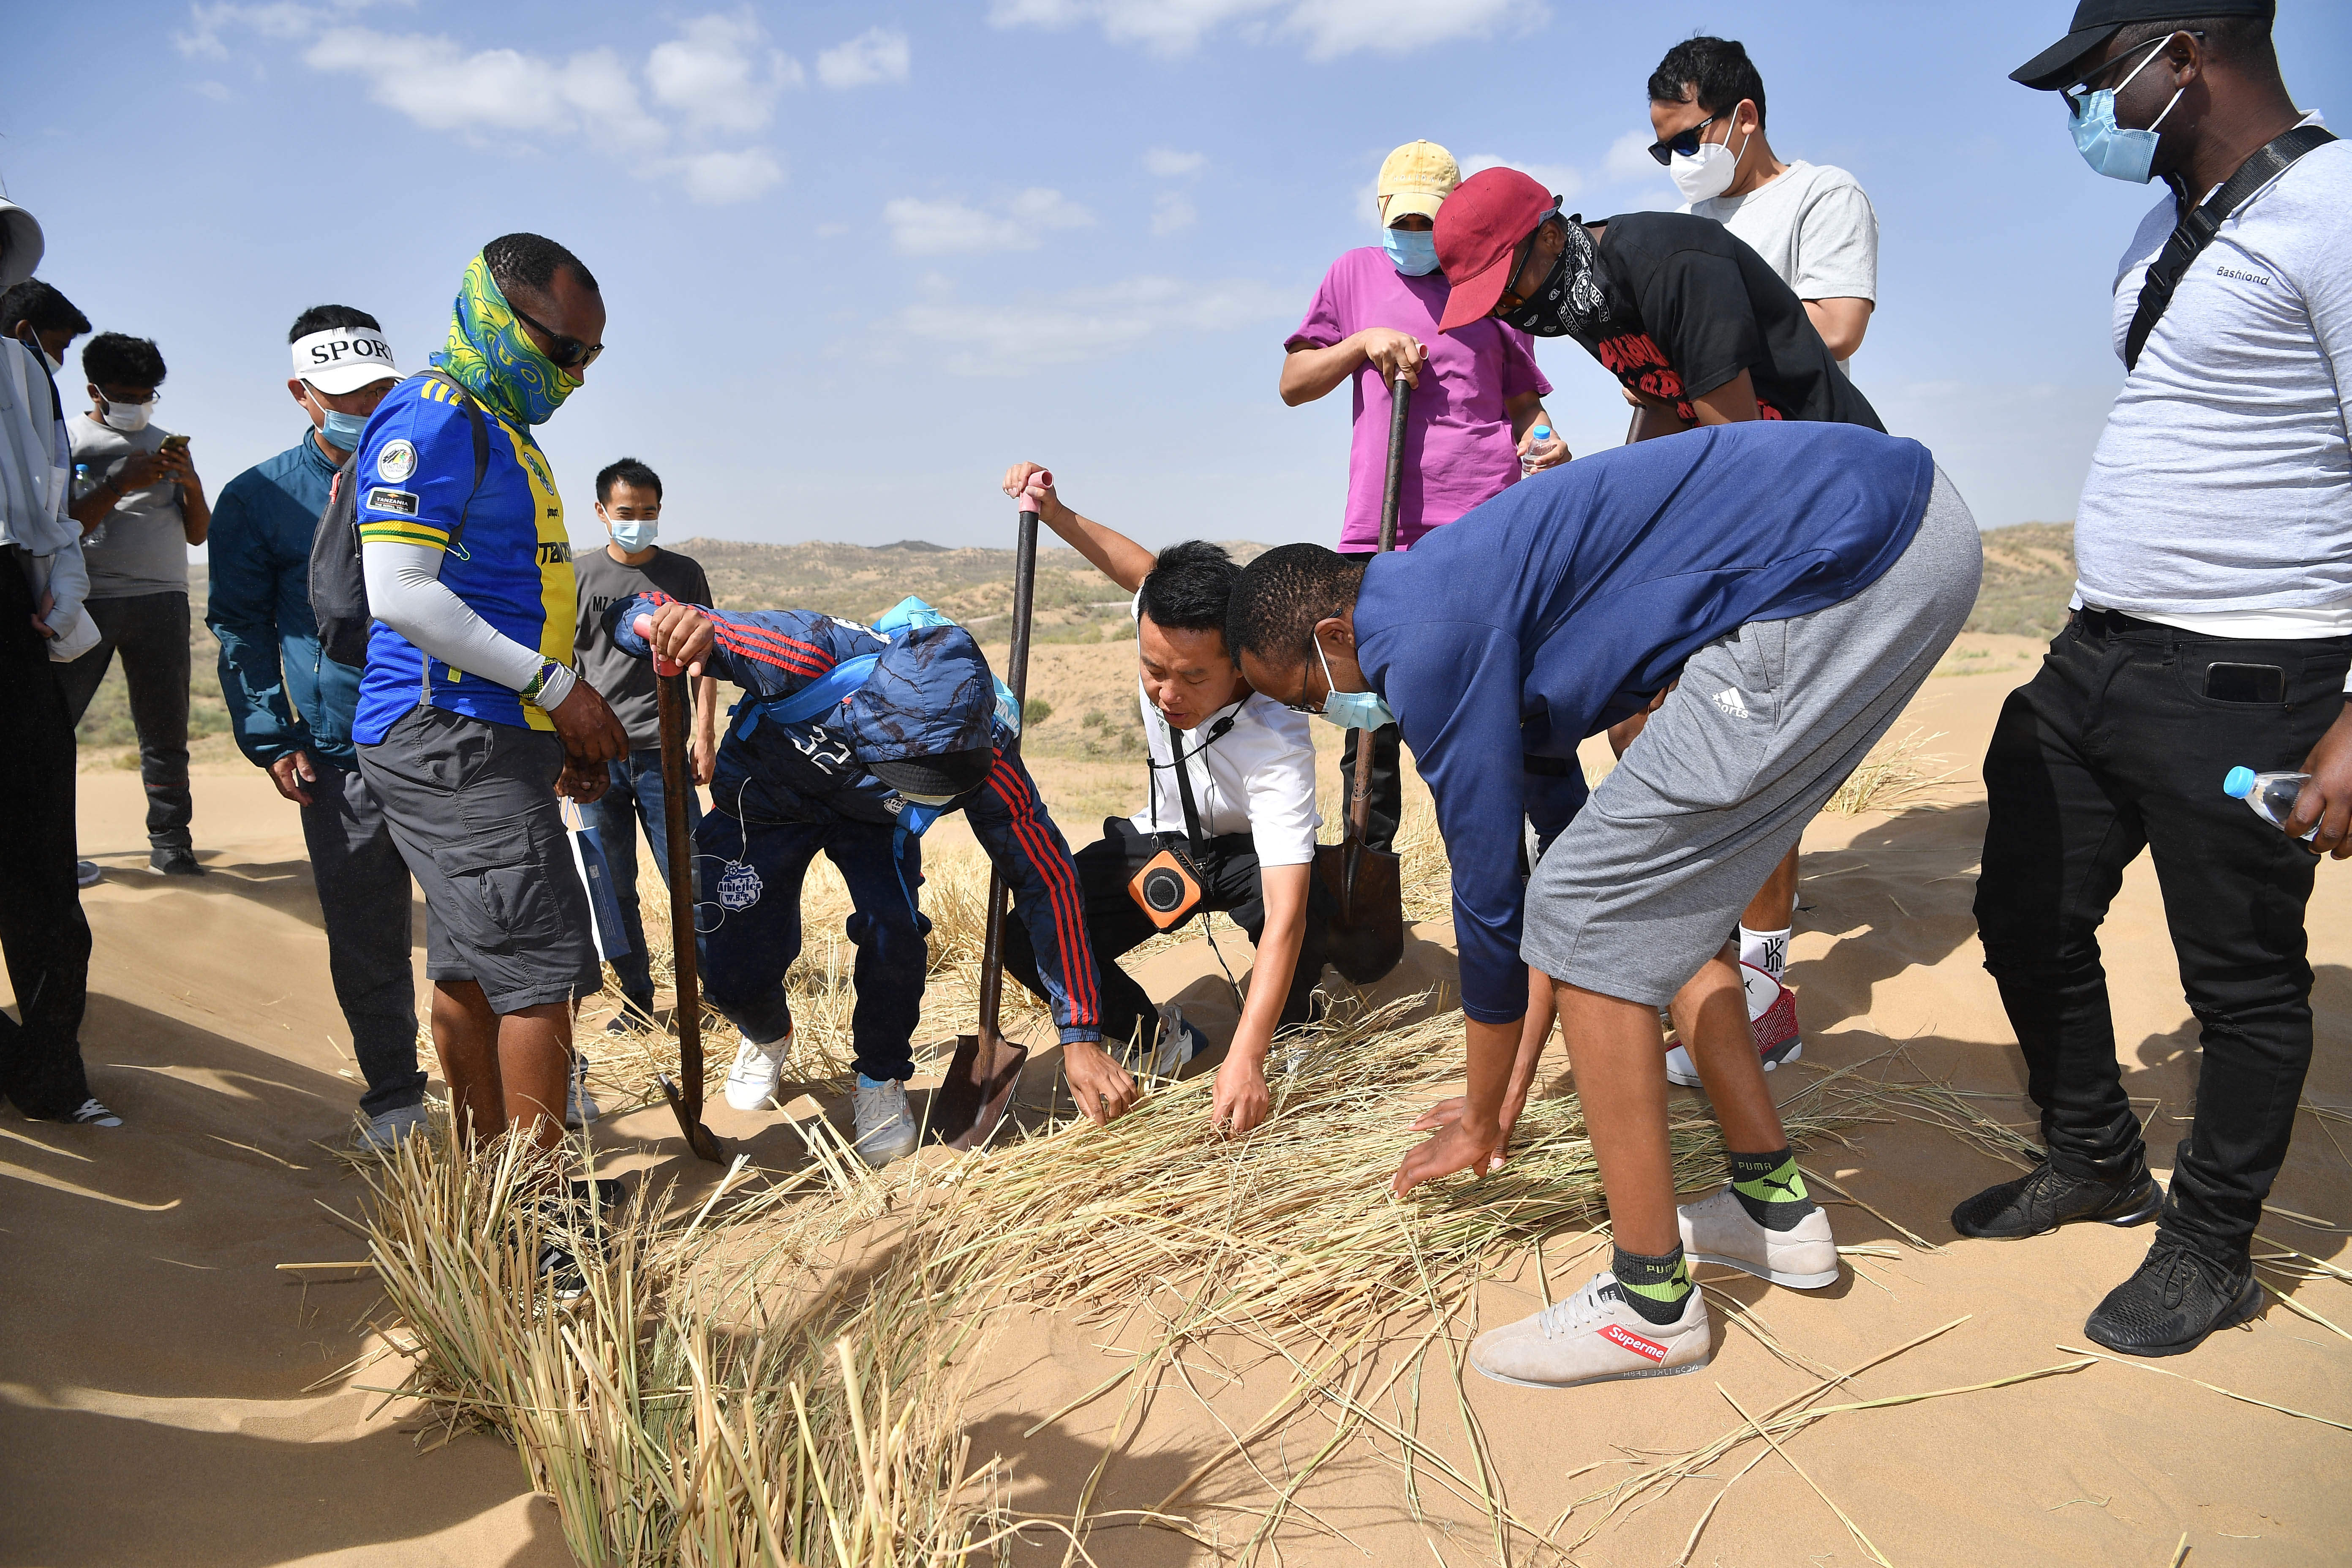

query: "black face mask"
left=1499, top=215, right=1618, bottom=344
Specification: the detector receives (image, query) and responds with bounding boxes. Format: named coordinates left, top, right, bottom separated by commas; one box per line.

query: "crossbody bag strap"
left=734, top=651, right=880, bottom=738
left=2123, top=122, right=2336, bottom=372
left=1155, top=711, right=1233, bottom=853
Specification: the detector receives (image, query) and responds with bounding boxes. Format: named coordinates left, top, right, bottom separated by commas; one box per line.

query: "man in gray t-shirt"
left=59, top=332, right=211, bottom=875
left=572, top=456, right=716, bottom=1025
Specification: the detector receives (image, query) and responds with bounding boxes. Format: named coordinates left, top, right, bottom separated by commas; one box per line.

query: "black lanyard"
left=2125, top=123, right=2335, bottom=371
left=1150, top=710, right=1234, bottom=851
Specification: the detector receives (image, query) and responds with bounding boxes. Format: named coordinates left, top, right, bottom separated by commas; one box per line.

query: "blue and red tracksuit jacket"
left=610, top=596, right=1101, bottom=1044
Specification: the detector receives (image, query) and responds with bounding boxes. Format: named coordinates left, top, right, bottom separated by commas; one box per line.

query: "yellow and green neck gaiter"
left=429, top=251, right=581, bottom=428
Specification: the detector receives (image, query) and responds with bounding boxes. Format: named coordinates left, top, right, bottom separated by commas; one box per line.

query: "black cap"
left=869, top=747, right=994, bottom=800
left=2011, top=0, right=2273, bottom=90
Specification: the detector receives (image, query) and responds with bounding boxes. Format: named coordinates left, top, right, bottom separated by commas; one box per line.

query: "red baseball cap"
left=1434, top=167, right=1560, bottom=333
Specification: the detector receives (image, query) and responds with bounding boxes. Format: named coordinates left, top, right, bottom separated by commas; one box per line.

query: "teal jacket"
left=207, top=429, right=362, bottom=769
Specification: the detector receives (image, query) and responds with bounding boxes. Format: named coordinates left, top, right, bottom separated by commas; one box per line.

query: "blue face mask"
left=1315, top=639, right=1394, bottom=731
left=320, top=408, right=369, bottom=451
left=1383, top=225, right=1441, bottom=276
left=610, top=518, right=658, bottom=553
left=2069, top=38, right=2185, bottom=185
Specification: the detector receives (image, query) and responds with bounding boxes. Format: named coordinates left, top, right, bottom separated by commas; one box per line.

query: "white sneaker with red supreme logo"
left=1468, top=1271, right=1711, bottom=1390
left=1666, top=961, right=1802, bottom=1088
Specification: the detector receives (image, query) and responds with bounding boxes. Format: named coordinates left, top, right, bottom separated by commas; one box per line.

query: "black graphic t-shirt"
left=1583, top=212, right=1882, bottom=431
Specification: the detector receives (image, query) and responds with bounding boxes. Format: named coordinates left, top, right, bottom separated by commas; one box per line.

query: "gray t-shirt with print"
left=68, top=414, right=189, bottom=599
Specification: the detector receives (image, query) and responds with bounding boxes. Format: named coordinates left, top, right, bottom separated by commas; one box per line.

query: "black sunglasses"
left=1646, top=113, right=1722, bottom=166
left=2060, top=30, right=2202, bottom=118
left=509, top=299, right=604, bottom=371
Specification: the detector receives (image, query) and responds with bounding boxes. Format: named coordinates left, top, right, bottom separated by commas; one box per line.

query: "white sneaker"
left=1678, top=1185, right=1840, bottom=1289
left=851, top=1078, right=919, bottom=1168
left=1666, top=961, right=1802, bottom=1088
left=354, top=1102, right=429, bottom=1153
left=566, top=1054, right=601, bottom=1128
left=723, top=1032, right=791, bottom=1112
left=1469, top=1271, right=1711, bottom=1390
left=1121, top=1002, right=1205, bottom=1079
left=66, top=1097, right=123, bottom=1129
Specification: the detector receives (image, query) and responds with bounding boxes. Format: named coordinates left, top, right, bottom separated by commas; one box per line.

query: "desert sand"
left=5, top=636, right=2349, bottom=1567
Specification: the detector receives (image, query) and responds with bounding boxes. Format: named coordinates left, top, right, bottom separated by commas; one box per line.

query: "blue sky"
left=9, top=1, right=2349, bottom=552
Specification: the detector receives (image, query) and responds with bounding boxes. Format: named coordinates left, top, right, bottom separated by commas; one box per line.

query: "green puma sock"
left=1729, top=1146, right=1816, bottom=1233
left=1610, top=1244, right=1693, bottom=1326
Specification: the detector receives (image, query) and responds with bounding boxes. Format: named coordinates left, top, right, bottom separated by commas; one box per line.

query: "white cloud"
left=988, top=0, right=1541, bottom=58
left=186, top=8, right=790, bottom=205
left=1462, top=154, right=1583, bottom=203
left=896, top=275, right=1292, bottom=376
left=1604, top=129, right=1663, bottom=184
left=817, top=26, right=910, bottom=88
left=1143, top=146, right=1205, bottom=178
left=666, top=147, right=786, bottom=204
left=1150, top=192, right=1197, bottom=235
left=190, top=79, right=236, bottom=101
left=884, top=188, right=1094, bottom=256
left=648, top=11, right=801, bottom=133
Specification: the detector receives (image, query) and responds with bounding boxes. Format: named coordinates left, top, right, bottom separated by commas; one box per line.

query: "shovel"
left=1315, top=368, right=1409, bottom=983
left=927, top=493, right=1041, bottom=1149
left=652, top=664, right=726, bottom=1164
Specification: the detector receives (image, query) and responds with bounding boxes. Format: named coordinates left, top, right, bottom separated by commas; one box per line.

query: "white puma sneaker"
left=565, top=1053, right=601, bottom=1128
left=1677, top=1185, right=1840, bottom=1289
left=851, top=1078, right=919, bottom=1168
left=1470, top=1271, right=1711, bottom=1390
left=1666, top=961, right=1802, bottom=1087
left=723, top=1031, right=792, bottom=1112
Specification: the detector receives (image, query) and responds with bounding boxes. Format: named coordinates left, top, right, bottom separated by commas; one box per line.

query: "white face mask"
left=98, top=397, right=152, bottom=434
left=1669, top=119, right=1752, bottom=202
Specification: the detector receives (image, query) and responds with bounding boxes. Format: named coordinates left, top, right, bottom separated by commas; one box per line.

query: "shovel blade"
left=927, top=1028, right=1029, bottom=1151
left=658, top=1073, right=729, bottom=1164
left=1315, top=840, right=1406, bottom=984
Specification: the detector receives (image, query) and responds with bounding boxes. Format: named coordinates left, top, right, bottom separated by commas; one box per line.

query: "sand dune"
left=5, top=644, right=2349, bottom=1566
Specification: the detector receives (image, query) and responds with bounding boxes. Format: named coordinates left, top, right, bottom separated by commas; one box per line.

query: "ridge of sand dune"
left=5, top=645, right=2348, bottom=1565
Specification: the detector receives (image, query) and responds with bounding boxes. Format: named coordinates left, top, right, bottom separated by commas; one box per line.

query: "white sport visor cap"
left=291, top=326, right=398, bottom=395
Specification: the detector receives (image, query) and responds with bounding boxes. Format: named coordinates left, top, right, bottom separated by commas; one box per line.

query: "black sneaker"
left=1951, top=1159, right=2163, bottom=1239
left=2085, top=1240, right=2262, bottom=1357
left=149, top=847, right=206, bottom=877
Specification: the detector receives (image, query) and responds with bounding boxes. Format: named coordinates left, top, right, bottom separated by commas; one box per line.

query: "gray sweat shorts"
left=355, top=705, right=602, bottom=1014
left=1520, top=466, right=1983, bottom=1008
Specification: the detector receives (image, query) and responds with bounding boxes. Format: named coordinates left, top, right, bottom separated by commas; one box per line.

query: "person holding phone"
left=60, top=332, right=212, bottom=877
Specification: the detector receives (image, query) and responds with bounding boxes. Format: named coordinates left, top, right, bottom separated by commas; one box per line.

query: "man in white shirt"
left=998, top=461, right=1327, bottom=1137
left=1968, top=0, right=2349, bottom=1358
left=1647, top=35, right=1878, bottom=371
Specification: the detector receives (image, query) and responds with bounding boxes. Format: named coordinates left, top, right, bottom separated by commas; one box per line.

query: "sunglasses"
left=509, top=299, right=604, bottom=371
left=1646, top=113, right=1723, bottom=166
left=2060, top=30, right=2202, bottom=118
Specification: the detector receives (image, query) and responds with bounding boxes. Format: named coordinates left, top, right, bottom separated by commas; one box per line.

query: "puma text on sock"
left=1728, top=1146, right=1817, bottom=1232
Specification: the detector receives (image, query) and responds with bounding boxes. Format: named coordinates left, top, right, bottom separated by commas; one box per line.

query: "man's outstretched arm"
left=1001, top=463, right=1154, bottom=594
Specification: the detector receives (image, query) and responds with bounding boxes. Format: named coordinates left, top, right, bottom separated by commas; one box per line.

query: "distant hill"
left=1967, top=522, right=2077, bottom=640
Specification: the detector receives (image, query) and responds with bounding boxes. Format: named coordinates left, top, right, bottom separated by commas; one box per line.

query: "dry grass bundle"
left=359, top=1124, right=1007, bottom=1568
left=1827, top=726, right=1960, bottom=817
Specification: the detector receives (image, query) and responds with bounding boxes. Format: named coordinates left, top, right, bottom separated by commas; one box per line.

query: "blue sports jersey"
left=350, top=373, right=574, bottom=743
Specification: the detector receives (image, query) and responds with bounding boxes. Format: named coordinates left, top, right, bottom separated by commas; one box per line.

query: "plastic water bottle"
left=2223, top=767, right=2318, bottom=841
left=1522, top=425, right=1552, bottom=476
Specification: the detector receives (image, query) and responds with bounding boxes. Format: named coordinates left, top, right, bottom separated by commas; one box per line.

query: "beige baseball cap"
left=1377, top=140, right=1460, bottom=224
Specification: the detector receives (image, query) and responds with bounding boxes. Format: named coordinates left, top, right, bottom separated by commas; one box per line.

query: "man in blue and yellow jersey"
left=350, top=232, right=627, bottom=1155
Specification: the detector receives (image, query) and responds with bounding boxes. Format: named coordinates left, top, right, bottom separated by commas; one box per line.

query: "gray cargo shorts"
left=356, top=705, right=601, bottom=1014
left=1521, top=466, right=1983, bottom=1007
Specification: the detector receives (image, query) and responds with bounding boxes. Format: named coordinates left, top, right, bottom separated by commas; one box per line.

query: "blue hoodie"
left=610, top=594, right=1104, bottom=1045
left=207, top=429, right=361, bottom=768
left=1354, top=421, right=1937, bottom=1024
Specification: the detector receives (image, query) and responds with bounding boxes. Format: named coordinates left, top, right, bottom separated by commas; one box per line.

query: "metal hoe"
left=654, top=665, right=727, bottom=1163
left=927, top=493, right=1041, bottom=1149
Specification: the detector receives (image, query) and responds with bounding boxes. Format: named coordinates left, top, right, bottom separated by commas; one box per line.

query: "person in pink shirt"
left=1280, top=138, right=1567, bottom=851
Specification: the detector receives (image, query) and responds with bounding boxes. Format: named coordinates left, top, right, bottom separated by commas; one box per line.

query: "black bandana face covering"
left=1500, top=215, right=1617, bottom=343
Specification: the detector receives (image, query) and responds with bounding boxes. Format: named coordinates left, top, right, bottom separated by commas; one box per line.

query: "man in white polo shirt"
left=997, top=461, right=1326, bottom=1137
left=1968, top=0, right=2348, bottom=1358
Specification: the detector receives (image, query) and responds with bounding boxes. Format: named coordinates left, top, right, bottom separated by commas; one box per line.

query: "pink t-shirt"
left=1287, top=247, right=1552, bottom=551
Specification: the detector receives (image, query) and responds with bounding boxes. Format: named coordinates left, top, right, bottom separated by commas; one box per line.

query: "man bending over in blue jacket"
left=1228, top=420, right=1980, bottom=1394
left=620, top=594, right=1129, bottom=1166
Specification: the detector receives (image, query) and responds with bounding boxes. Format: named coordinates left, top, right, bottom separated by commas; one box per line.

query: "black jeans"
left=300, top=765, right=426, bottom=1118
left=56, top=591, right=193, bottom=852
left=0, top=553, right=93, bottom=1118
left=1002, top=817, right=1334, bottom=1051
left=1974, top=610, right=2350, bottom=1263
